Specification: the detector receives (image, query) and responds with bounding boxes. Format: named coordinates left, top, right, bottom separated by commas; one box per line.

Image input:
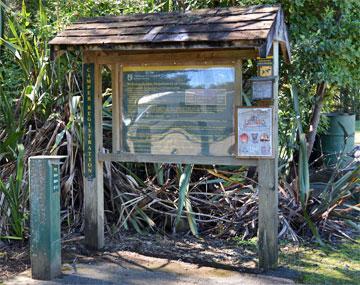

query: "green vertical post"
left=29, top=156, right=66, bottom=280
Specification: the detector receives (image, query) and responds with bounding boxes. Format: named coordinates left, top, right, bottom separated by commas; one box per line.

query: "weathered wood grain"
left=83, top=49, right=258, bottom=64
left=111, top=63, right=121, bottom=152
left=66, top=18, right=274, bottom=32
left=49, top=6, right=290, bottom=62
left=60, top=21, right=273, bottom=38
left=98, top=152, right=258, bottom=166
left=73, top=6, right=279, bottom=24
left=49, top=6, right=279, bottom=48
left=84, top=62, right=104, bottom=250
left=66, top=13, right=276, bottom=30
left=81, top=41, right=262, bottom=52
left=258, top=41, right=279, bottom=270
left=258, top=159, right=278, bottom=270
left=50, top=29, right=270, bottom=45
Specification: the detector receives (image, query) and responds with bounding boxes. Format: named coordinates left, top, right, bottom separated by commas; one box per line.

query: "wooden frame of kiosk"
left=50, top=5, right=291, bottom=270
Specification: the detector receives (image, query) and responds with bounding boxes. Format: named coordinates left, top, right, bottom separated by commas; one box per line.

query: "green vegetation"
left=280, top=239, right=360, bottom=284
left=0, top=2, right=358, bottom=283
left=233, top=237, right=360, bottom=284
left=0, top=0, right=359, bottom=262
left=0, top=144, right=25, bottom=239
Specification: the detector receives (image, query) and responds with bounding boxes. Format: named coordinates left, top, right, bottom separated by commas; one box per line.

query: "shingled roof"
left=49, top=5, right=291, bottom=61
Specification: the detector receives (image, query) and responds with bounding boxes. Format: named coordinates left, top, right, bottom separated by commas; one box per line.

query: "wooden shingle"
left=49, top=5, right=290, bottom=61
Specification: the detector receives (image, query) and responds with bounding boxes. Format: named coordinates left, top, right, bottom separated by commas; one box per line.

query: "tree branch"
left=306, top=81, right=327, bottom=159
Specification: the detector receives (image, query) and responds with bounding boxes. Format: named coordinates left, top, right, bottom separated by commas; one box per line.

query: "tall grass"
left=0, top=0, right=74, bottom=238
left=0, top=144, right=26, bottom=239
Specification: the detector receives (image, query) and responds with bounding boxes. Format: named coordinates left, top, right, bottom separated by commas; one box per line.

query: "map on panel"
left=122, top=66, right=235, bottom=156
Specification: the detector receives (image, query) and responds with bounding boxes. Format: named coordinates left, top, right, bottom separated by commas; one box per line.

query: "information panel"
left=252, top=79, right=273, bottom=100
left=122, top=66, right=235, bottom=156
left=237, top=107, right=273, bottom=157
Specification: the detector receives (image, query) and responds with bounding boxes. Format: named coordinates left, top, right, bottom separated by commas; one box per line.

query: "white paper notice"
left=237, top=107, right=273, bottom=157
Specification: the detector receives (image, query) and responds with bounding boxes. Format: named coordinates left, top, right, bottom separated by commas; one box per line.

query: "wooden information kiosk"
left=50, top=5, right=291, bottom=270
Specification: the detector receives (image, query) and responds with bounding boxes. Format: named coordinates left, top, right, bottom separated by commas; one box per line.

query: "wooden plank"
left=234, top=60, right=242, bottom=152
left=258, top=159, right=278, bottom=270
left=81, top=41, right=263, bottom=52
left=73, top=7, right=279, bottom=25
left=84, top=62, right=104, bottom=250
left=83, top=49, right=258, bottom=65
left=153, top=30, right=270, bottom=42
left=98, top=152, right=258, bottom=167
left=60, top=21, right=273, bottom=38
left=143, top=26, right=163, bottom=41
left=119, top=66, right=123, bottom=151
left=272, top=42, right=279, bottom=154
left=48, top=6, right=290, bottom=56
left=215, top=6, right=280, bottom=15
left=235, top=60, right=243, bottom=107
left=160, top=21, right=273, bottom=34
left=66, top=15, right=275, bottom=31
left=258, top=41, right=279, bottom=271
left=111, top=63, right=121, bottom=152
left=117, top=57, right=236, bottom=67
left=50, top=29, right=270, bottom=45
left=50, top=35, right=150, bottom=45
left=59, top=26, right=152, bottom=37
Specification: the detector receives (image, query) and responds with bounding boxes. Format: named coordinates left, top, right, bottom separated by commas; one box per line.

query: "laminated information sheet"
left=237, top=107, right=273, bottom=157
left=122, top=66, right=236, bottom=156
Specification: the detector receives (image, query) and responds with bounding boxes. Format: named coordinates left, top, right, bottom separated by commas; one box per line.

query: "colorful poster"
left=237, top=107, right=273, bottom=157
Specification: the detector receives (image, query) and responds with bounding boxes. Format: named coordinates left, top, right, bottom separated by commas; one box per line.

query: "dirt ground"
left=0, top=240, right=29, bottom=280
left=4, top=252, right=296, bottom=285
left=0, top=231, right=298, bottom=283
left=85, top=232, right=259, bottom=272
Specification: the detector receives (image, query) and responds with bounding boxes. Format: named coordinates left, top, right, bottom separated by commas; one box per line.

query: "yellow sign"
left=257, top=57, right=273, bottom=77
left=259, top=65, right=272, bottom=77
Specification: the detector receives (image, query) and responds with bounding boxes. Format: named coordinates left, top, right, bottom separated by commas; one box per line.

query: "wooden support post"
left=111, top=63, right=121, bottom=152
left=235, top=60, right=242, bottom=107
left=258, top=41, right=279, bottom=270
left=83, top=62, right=104, bottom=250
left=29, top=156, right=65, bottom=280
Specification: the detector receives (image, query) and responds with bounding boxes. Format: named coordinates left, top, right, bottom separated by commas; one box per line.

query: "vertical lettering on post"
left=83, top=63, right=96, bottom=179
left=52, top=163, right=60, bottom=193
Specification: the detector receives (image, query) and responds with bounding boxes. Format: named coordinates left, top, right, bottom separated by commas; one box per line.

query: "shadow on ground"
left=5, top=251, right=296, bottom=285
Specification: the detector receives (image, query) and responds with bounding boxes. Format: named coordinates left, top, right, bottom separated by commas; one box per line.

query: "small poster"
left=251, top=77, right=275, bottom=100
left=237, top=107, right=273, bottom=157
left=252, top=79, right=273, bottom=100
